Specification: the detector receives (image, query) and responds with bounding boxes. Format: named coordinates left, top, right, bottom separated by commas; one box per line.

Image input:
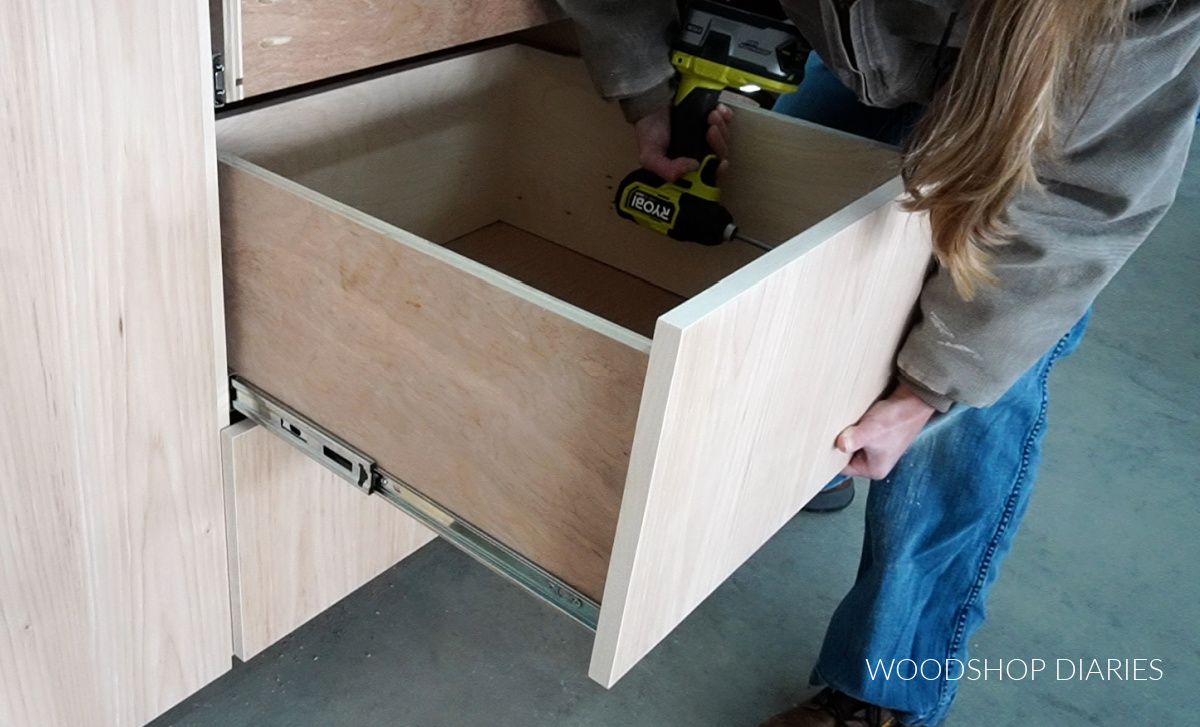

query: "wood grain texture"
left=220, top=157, right=650, bottom=602
left=445, top=222, right=685, bottom=338
left=720, top=109, right=902, bottom=244
left=222, top=422, right=435, bottom=660
left=500, top=50, right=763, bottom=298
left=0, top=1, right=231, bottom=725
left=500, top=51, right=902, bottom=298
left=219, top=46, right=778, bottom=299
left=236, top=0, right=561, bottom=98
left=590, top=183, right=933, bottom=686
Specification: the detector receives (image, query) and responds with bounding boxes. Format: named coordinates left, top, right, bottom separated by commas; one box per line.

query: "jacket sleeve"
left=897, top=3, right=1200, bottom=410
left=554, top=0, right=678, bottom=121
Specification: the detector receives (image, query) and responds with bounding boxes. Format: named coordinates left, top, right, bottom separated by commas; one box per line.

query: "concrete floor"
left=152, top=133, right=1200, bottom=727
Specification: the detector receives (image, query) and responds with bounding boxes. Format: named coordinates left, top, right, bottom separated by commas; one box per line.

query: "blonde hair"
left=902, top=0, right=1131, bottom=299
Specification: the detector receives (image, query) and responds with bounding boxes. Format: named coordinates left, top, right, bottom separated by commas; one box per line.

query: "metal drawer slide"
left=229, top=375, right=600, bottom=629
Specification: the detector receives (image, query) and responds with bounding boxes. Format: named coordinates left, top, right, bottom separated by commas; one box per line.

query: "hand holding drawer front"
left=215, top=45, right=930, bottom=688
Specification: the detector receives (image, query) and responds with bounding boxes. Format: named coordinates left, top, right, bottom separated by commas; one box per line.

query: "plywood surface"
left=500, top=51, right=763, bottom=298
left=500, top=51, right=902, bottom=298
left=720, top=110, right=902, bottom=243
left=223, top=422, right=435, bottom=660
left=218, top=46, right=897, bottom=300
left=221, top=158, right=650, bottom=602
left=0, top=1, right=231, bottom=725
left=590, top=185, right=933, bottom=686
left=235, top=0, right=561, bottom=99
left=217, top=49, right=516, bottom=246
left=445, top=222, right=685, bottom=338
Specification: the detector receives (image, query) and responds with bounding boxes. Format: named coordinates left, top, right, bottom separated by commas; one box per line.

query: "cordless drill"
left=614, top=0, right=805, bottom=250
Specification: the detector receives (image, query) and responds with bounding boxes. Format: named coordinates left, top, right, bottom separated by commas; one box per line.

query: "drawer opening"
left=217, top=43, right=900, bottom=339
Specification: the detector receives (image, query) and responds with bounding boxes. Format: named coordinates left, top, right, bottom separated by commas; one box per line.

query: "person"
left=554, top=1, right=1200, bottom=725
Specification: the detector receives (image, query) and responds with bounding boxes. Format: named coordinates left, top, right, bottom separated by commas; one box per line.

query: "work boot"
left=759, top=688, right=905, bottom=727
left=802, top=478, right=856, bottom=513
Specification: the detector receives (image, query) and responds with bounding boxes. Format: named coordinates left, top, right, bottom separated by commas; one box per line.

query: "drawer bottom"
left=444, top=222, right=684, bottom=339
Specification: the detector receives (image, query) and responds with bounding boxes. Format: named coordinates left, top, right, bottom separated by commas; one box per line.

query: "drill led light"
left=739, top=84, right=762, bottom=93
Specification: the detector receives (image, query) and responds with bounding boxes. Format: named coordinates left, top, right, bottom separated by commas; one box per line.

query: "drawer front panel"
left=220, top=158, right=648, bottom=602
left=591, top=184, right=933, bottom=687
left=227, top=0, right=561, bottom=100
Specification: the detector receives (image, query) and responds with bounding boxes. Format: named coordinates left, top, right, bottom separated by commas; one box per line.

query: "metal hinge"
left=228, top=375, right=601, bottom=630
left=213, top=53, right=226, bottom=107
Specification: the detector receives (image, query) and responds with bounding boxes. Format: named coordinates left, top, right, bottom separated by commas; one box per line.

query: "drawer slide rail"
left=229, top=375, right=601, bottom=630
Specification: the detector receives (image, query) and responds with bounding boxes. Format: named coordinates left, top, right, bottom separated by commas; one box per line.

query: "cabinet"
left=1, top=0, right=930, bottom=723
left=222, top=421, right=435, bottom=660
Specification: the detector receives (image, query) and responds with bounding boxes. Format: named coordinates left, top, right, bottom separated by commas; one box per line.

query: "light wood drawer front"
left=217, top=0, right=562, bottom=101
left=217, top=44, right=931, bottom=687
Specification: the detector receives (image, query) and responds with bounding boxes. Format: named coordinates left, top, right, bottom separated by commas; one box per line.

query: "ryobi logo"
left=628, top=189, right=676, bottom=224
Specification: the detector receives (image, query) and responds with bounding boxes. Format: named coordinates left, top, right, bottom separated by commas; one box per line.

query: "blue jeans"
left=773, top=53, right=922, bottom=147
left=814, top=314, right=1088, bottom=725
left=775, top=56, right=1091, bottom=724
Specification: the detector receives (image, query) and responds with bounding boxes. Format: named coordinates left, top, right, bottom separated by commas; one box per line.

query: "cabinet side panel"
left=591, top=200, right=932, bottom=687
left=239, top=0, right=562, bottom=98
left=223, top=423, right=435, bottom=660
left=0, top=0, right=232, bottom=724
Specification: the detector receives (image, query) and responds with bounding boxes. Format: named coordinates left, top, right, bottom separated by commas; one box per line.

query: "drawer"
left=211, top=0, right=562, bottom=102
left=215, top=43, right=931, bottom=687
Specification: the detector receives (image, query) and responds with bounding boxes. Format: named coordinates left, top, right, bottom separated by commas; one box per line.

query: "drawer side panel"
left=220, top=160, right=648, bottom=602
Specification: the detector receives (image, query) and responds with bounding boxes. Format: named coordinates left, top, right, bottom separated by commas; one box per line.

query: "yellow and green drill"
left=615, top=0, right=806, bottom=250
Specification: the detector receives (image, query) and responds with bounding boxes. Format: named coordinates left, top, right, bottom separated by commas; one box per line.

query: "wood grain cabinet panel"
left=216, top=45, right=931, bottom=688
left=1, top=1, right=231, bottom=725
left=222, top=421, right=435, bottom=660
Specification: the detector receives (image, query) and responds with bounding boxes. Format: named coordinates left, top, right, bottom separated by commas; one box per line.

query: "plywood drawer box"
left=215, top=43, right=931, bottom=687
